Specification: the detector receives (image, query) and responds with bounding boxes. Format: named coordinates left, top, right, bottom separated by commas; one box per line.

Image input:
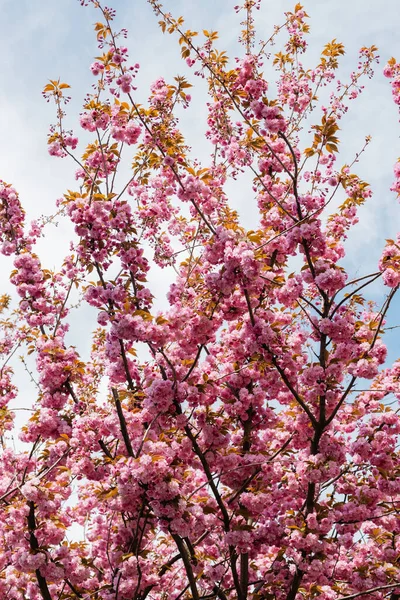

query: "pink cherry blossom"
left=0, top=2, right=399, bottom=600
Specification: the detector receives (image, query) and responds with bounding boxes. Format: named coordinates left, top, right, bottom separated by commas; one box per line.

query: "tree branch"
left=339, top=584, right=400, bottom=600
left=27, top=501, right=53, bottom=600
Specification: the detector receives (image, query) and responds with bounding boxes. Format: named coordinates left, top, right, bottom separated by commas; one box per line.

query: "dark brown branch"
left=268, top=350, right=317, bottom=427
left=118, top=339, right=135, bottom=392
left=98, top=439, right=114, bottom=459
left=331, top=272, right=381, bottom=318
left=285, top=566, right=304, bottom=600
left=212, top=585, right=229, bottom=600
left=27, top=501, right=53, bottom=600
left=65, top=380, right=79, bottom=405
left=326, top=375, right=356, bottom=427
left=112, top=388, right=134, bottom=457
left=65, top=579, right=83, bottom=598
left=339, top=584, right=400, bottom=600
left=370, top=286, right=398, bottom=350
left=171, top=534, right=200, bottom=600
left=240, top=552, right=249, bottom=600
left=244, top=288, right=255, bottom=327
left=182, top=345, right=204, bottom=382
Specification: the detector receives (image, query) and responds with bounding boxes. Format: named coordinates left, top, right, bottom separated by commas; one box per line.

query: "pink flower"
left=90, top=61, right=104, bottom=76
left=48, top=141, right=66, bottom=157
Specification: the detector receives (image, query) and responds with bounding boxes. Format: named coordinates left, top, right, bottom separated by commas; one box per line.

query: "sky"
left=1, top=0, right=400, bottom=433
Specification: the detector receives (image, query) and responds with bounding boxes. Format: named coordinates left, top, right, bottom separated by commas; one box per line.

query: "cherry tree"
left=1, top=1, right=400, bottom=599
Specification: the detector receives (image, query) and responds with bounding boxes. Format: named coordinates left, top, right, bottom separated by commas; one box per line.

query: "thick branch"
left=112, top=388, right=134, bottom=457
left=27, top=501, right=53, bottom=600
left=285, top=566, right=304, bottom=600
left=171, top=534, right=200, bottom=600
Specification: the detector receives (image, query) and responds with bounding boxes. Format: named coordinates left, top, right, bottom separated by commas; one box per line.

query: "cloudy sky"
left=1, top=0, right=400, bottom=429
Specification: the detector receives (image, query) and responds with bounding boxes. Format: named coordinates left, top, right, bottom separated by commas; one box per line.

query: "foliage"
left=1, top=1, right=400, bottom=600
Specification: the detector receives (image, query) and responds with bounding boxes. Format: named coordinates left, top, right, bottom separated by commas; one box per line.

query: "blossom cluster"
left=0, top=1, right=399, bottom=600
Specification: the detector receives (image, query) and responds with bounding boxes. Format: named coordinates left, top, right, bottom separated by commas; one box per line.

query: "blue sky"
left=1, top=0, right=400, bottom=425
